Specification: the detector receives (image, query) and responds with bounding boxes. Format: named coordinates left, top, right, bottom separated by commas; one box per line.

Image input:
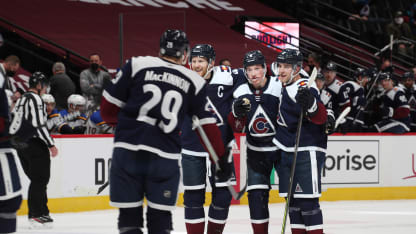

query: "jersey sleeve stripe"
left=197, top=117, right=217, bottom=126
left=102, top=90, right=126, bottom=108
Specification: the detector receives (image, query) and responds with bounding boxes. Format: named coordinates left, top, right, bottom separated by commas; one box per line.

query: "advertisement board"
left=244, top=21, right=299, bottom=51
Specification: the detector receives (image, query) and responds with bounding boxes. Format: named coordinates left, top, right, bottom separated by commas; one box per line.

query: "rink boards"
left=16, top=133, right=416, bottom=214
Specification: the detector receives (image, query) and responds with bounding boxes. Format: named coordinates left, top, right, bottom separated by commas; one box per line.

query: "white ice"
left=16, top=199, right=416, bottom=234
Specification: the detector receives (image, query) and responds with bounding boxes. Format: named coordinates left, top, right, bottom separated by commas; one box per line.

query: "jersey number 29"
left=137, top=84, right=183, bottom=133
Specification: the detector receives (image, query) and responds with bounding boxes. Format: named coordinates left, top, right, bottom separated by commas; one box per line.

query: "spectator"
left=49, top=62, right=76, bottom=110
left=386, top=11, right=414, bottom=57
left=219, top=58, right=232, bottom=67
left=304, top=52, right=322, bottom=75
left=0, top=55, right=22, bottom=102
left=79, top=53, right=111, bottom=114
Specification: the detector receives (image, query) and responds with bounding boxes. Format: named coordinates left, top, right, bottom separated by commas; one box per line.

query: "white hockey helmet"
left=67, top=94, right=86, bottom=109
left=42, top=94, right=55, bottom=103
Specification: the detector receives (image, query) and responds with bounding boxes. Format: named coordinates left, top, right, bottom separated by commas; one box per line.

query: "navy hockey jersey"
left=232, top=71, right=281, bottom=151
left=0, top=72, right=10, bottom=147
left=102, top=56, right=216, bottom=160
left=181, top=65, right=244, bottom=156
left=274, top=78, right=327, bottom=152
left=325, top=77, right=343, bottom=116
left=338, top=81, right=366, bottom=125
left=381, top=86, right=410, bottom=127
left=398, top=83, right=416, bottom=130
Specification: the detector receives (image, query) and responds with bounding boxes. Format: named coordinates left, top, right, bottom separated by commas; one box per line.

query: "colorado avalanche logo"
left=249, top=106, right=275, bottom=137
left=205, top=97, right=224, bottom=126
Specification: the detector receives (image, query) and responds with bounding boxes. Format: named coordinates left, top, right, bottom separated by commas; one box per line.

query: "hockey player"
left=85, top=108, right=114, bottom=134
left=0, top=60, right=22, bottom=234
left=42, top=94, right=73, bottom=134
left=323, top=62, right=343, bottom=117
left=228, top=50, right=281, bottom=234
left=398, top=71, right=416, bottom=131
left=100, top=29, right=231, bottom=234
left=274, top=49, right=327, bottom=234
left=9, top=72, right=58, bottom=229
left=59, top=94, right=87, bottom=134
left=315, top=73, right=336, bottom=134
left=181, top=44, right=242, bottom=234
left=337, top=67, right=370, bottom=132
left=373, top=73, right=410, bottom=133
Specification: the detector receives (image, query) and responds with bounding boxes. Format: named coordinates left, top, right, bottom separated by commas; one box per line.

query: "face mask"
left=90, top=63, right=99, bottom=71
left=395, top=17, right=404, bottom=25
left=6, top=70, right=16, bottom=77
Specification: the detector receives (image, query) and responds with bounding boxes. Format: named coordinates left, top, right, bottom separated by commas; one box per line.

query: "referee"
left=9, top=72, right=58, bottom=229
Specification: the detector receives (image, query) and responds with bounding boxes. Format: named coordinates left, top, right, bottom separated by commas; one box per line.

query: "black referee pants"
left=17, top=138, right=51, bottom=218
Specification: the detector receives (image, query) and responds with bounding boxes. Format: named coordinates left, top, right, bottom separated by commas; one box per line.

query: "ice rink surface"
left=16, top=199, right=416, bottom=234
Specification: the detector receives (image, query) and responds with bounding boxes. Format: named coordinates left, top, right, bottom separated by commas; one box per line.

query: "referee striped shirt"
left=9, top=91, right=54, bottom=147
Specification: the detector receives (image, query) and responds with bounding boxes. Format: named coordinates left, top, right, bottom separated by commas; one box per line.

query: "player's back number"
left=137, top=84, right=183, bottom=133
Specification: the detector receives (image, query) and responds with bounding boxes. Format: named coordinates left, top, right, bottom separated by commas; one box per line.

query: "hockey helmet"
left=401, top=71, right=414, bottom=81
left=159, top=29, right=189, bottom=59
left=275, top=49, right=303, bottom=67
left=67, top=94, right=86, bottom=109
left=42, top=94, right=55, bottom=103
left=189, top=44, right=216, bottom=64
left=243, top=50, right=266, bottom=68
left=316, top=72, right=325, bottom=81
left=29, top=71, right=49, bottom=88
left=378, top=72, right=391, bottom=81
left=325, top=62, right=337, bottom=71
left=354, top=67, right=370, bottom=80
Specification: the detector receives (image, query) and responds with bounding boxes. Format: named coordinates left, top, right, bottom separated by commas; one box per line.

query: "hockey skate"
left=29, top=215, right=54, bottom=229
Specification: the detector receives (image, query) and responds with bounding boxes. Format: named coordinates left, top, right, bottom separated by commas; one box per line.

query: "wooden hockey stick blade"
left=335, top=106, right=351, bottom=129
left=97, top=181, right=109, bottom=195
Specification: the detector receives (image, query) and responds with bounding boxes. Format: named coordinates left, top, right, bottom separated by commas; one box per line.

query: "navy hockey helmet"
left=159, top=29, right=189, bottom=59
left=275, top=49, right=303, bottom=67
left=243, top=50, right=267, bottom=83
left=29, top=71, right=48, bottom=88
left=316, top=72, right=325, bottom=81
left=354, top=67, right=370, bottom=79
left=401, top=71, right=414, bottom=80
left=189, top=44, right=216, bottom=64
left=243, top=50, right=266, bottom=68
left=378, top=72, right=391, bottom=81
left=325, top=62, right=337, bottom=71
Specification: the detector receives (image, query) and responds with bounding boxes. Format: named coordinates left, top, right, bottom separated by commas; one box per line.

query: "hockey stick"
left=281, top=67, right=317, bottom=234
left=97, top=181, right=109, bottom=195
left=334, top=106, right=351, bottom=129
left=351, top=70, right=382, bottom=125
left=192, top=116, right=246, bottom=200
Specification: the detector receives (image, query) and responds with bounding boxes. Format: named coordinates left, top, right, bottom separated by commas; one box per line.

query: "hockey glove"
left=216, top=147, right=233, bottom=181
left=295, top=87, right=318, bottom=116
left=325, top=111, right=336, bottom=135
left=232, top=97, right=251, bottom=118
